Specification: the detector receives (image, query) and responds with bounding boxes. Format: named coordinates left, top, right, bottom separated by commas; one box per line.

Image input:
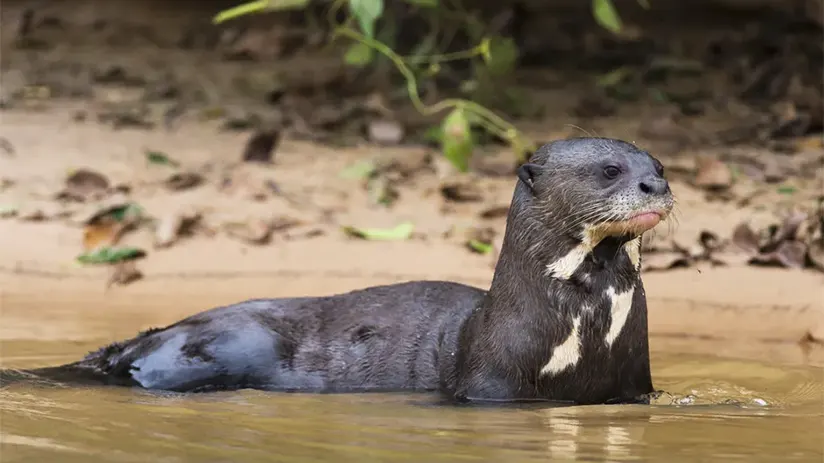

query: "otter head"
left=516, top=138, right=674, bottom=275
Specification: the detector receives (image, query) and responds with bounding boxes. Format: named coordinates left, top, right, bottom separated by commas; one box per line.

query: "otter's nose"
left=638, top=177, right=669, bottom=195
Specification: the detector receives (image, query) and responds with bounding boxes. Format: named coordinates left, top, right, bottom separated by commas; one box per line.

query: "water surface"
left=1, top=296, right=822, bottom=462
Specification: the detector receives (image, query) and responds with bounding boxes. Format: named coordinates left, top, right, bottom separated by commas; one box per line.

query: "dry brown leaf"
left=223, top=219, right=274, bottom=245
left=17, top=201, right=67, bottom=221
left=61, top=168, right=110, bottom=201
left=105, top=261, right=143, bottom=289
left=165, top=172, right=204, bottom=191
left=731, top=222, right=761, bottom=255
left=83, top=222, right=126, bottom=251
left=154, top=210, right=201, bottom=249
left=750, top=240, right=808, bottom=269
left=773, top=210, right=808, bottom=243
left=693, top=155, right=733, bottom=191
left=467, top=226, right=496, bottom=243
left=81, top=203, right=143, bottom=251
left=698, top=230, right=723, bottom=252
left=441, top=180, right=483, bottom=203
left=641, top=252, right=691, bottom=272
left=479, top=205, right=510, bottom=219
left=241, top=130, right=280, bottom=163
left=708, top=251, right=753, bottom=267
left=672, top=238, right=705, bottom=259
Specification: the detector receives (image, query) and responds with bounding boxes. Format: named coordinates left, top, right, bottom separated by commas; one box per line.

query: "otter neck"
left=483, top=191, right=641, bottom=318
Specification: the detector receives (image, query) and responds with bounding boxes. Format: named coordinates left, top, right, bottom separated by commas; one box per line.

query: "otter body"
left=37, top=281, right=484, bottom=394
left=4, top=137, right=674, bottom=405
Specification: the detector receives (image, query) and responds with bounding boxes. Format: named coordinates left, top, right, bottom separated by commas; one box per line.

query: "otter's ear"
left=517, top=163, right=541, bottom=194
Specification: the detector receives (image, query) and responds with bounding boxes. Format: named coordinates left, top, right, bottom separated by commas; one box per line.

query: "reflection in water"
left=541, top=408, right=642, bottom=462
left=546, top=415, right=581, bottom=460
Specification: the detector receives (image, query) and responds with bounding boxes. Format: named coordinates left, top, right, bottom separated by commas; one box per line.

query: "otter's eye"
left=603, top=165, right=621, bottom=179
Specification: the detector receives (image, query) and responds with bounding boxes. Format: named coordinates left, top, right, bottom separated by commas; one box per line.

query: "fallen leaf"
left=241, top=129, right=280, bottom=163
left=467, top=238, right=493, bottom=254
left=708, top=251, right=753, bottom=267
left=17, top=202, right=68, bottom=221
left=342, top=222, right=415, bottom=241
left=145, top=150, right=180, bottom=167
left=731, top=222, right=760, bottom=254
left=0, top=204, right=18, bottom=218
left=441, top=180, right=483, bottom=202
left=694, top=155, right=733, bottom=191
left=672, top=238, right=705, bottom=259
left=367, top=119, right=404, bottom=145
left=154, top=210, right=202, bottom=248
left=465, top=225, right=496, bottom=255
left=339, top=159, right=377, bottom=179
left=750, top=241, right=807, bottom=269
left=384, top=150, right=431, bottom=178
left=774, top=186, right=799, bottom=199
left=641, top=252, right=691, bottom=272
left=77, top=246, right=146, bottom=265
left=106, top=261, right=143, bottom=289
left=698, top=230, right=723, bottom=252
left=61, top=168, right=111, bottom=201
left=165, top=171, right=204, bottom=191
left=366, top=176, right=398, bottom=206
left=81, top=202, right=144, bottom=250
left=479, top=205, right=509, bottom=219
left=773, top=211, right=808, bottom=243
left=223, top=219, right=274, bottom=245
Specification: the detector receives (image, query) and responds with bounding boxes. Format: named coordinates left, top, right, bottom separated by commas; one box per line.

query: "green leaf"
left=595, top=66, right=632, bottom=88
left=342, top=221, right=414, bottom=241
left=349, top=0, right=384, bottom=38
left=0, top=204, right=18, bottom=217
left=343, top=42, right=374, bottom=67
left=145, top=150, right=180, bottom=167
left=592, top=0, right=623, bottom=34
left=109, top=203, right=143, bottom=223
left=339, top=159, right=377, bottom=179
left=213, top=0, right=310, bottom=24
left=404, top=0, right=437, bottom=7
left=467, top=239, right=493, bottom=254
left=482, top=36, right=519, bottom=77
left=777, top=185, right=797, bottom=195
left=440, top=108, right=473, bottom=172
left=77, top=246, right=146, bottom=265
left=423, top=125, right=443, bottom=144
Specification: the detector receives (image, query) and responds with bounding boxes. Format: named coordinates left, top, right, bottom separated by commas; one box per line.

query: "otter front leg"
left=607, top=280, right=655, bottom=404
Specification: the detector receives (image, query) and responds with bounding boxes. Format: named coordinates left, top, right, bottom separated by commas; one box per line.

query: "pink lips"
left=627, top=211, right=662, bottom=231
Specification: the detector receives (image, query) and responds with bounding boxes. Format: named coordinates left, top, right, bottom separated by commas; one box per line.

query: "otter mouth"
left=592, top=209, right=668, bottom=238
left=624, top=211, right=664, bottom=232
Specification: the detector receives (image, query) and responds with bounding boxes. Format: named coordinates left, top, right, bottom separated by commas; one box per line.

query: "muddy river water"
left=1, top=293, right=822, bottom=462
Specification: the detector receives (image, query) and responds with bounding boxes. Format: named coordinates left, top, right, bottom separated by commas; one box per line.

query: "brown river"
left=1, top=292, right=823, bottom=462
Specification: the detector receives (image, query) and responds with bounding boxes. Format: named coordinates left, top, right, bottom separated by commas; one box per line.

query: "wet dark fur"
left=1, top=137, right=673, bottom=406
